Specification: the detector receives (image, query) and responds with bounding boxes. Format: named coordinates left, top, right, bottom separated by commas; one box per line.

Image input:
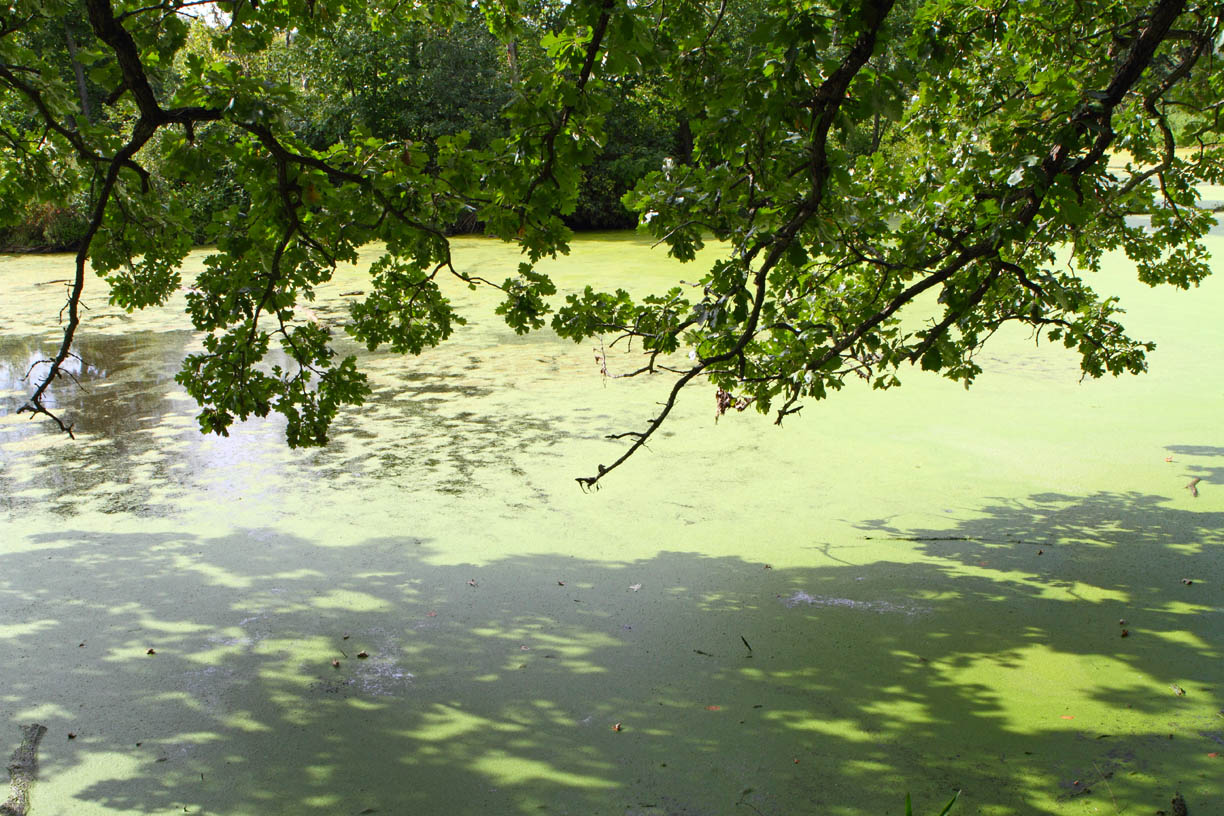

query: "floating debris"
left=781, top=591, right=926, bottom=615
left=3, top=724, right=47, bottom=816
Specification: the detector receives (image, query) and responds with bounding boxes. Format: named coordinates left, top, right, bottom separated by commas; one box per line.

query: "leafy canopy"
left=2, top=0, right=1222, bottom=486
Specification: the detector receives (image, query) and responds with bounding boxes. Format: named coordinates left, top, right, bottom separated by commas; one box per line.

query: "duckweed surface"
left=1, top=233, right=1222, bottom=815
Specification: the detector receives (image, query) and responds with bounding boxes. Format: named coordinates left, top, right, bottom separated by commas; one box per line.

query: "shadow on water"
left=1, top=493, right=1221, bottom=816
left=3, top=241, right=1223, bottom=815
left=0, top=324, right=587, bottom=514
left=1165, top=445, right=1224, bottom=490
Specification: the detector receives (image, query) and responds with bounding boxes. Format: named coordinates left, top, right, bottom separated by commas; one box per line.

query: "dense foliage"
left=2, top=0, right=1222, bottom=485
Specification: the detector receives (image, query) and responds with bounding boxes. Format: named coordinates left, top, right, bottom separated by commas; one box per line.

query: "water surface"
left=1, top=234, right=1222, bottom=815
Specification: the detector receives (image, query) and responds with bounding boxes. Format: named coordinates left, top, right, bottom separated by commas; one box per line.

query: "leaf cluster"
left=3, top=0, right=1221, bottom=483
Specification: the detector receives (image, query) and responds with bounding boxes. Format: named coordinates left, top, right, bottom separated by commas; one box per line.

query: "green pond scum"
left=1, top=233, right=1222, bottom=815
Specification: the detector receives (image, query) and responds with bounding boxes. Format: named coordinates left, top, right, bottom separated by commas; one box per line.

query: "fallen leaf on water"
left=1208, top=752, right=1219, bottom=758
left=357, top=651, right=369, bottom=659
left=705, top=705, right=721, bottom=711
left=792, top=758, right=799, bottom=764
left=1061, top=715, right=1075, bottom=720
left=426, top=611, right=437, bottom=617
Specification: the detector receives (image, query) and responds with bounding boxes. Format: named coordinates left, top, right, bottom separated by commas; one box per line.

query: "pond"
left=1, top=233, right=1222, bottom=815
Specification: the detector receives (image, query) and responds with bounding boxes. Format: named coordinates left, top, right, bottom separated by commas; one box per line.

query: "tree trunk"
left=64, top=27, right=91, bottom=123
